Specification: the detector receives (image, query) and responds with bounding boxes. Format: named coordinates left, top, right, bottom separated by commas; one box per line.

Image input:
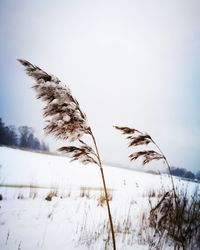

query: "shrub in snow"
left=149, top=188, right=200, bottom=250
left=18, top=59, right=116, bottom=250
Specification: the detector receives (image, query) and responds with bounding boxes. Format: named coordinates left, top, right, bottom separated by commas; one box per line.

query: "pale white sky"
left=0, top=0, right=200, bottom=171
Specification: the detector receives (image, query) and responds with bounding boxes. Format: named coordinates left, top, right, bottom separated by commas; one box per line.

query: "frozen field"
left=0, top=147, right=198, bottom=250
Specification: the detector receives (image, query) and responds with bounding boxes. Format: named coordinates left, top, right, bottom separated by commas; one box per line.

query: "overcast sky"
left=0, top=0, right=200, bottom=172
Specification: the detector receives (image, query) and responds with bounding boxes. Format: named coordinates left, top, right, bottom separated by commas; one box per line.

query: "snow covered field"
left=0, top=147, right=198, bottom=250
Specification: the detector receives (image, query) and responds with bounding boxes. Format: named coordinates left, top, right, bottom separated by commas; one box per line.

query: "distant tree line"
left=0, top=118, right=49, bottom=152
left=171, top=166, right=200, bottom=181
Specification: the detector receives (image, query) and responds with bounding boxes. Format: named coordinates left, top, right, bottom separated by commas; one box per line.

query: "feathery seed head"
left=18, top=59, right=90, bottom=141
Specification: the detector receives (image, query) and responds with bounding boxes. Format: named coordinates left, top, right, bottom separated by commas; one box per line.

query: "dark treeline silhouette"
left=170, top=166, right=198, bottom=181
left=0, top=118, right=49, bottom=152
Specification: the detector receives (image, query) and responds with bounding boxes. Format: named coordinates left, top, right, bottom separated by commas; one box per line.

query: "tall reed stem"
left=89, top=130, right=116, bottom=250
left=151, top=139, right=177, bottom=203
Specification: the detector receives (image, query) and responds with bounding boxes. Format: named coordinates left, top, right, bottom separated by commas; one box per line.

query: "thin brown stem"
left=151, top=139, right=177, bottom=202
left=89, top=130, right=116, bottom=250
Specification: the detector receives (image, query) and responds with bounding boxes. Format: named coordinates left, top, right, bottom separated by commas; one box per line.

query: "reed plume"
left=114, top=125, right=177, bottom=200
left=19, top=59, right=116, bottom=250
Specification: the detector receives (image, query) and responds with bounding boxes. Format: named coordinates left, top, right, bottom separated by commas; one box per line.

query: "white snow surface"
left=0, top=147, right=198, bottom=250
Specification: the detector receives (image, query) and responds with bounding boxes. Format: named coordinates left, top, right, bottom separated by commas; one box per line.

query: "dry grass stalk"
left=149, top=188, right=200, bottom=249
left=45, top=190, right=58, bottom=201
left=19, top=59, right=116, bottom=250
left=114, top=125, right=177, bottom=201
left=98, top=191, right=112, bottom=207
left=129, top=150, right=163, bottom=165
left=58, top=139, right=98, bottom=165
left=18, top=59, right=89, bottom=142
left=115, top=126, right=200, bottom=248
